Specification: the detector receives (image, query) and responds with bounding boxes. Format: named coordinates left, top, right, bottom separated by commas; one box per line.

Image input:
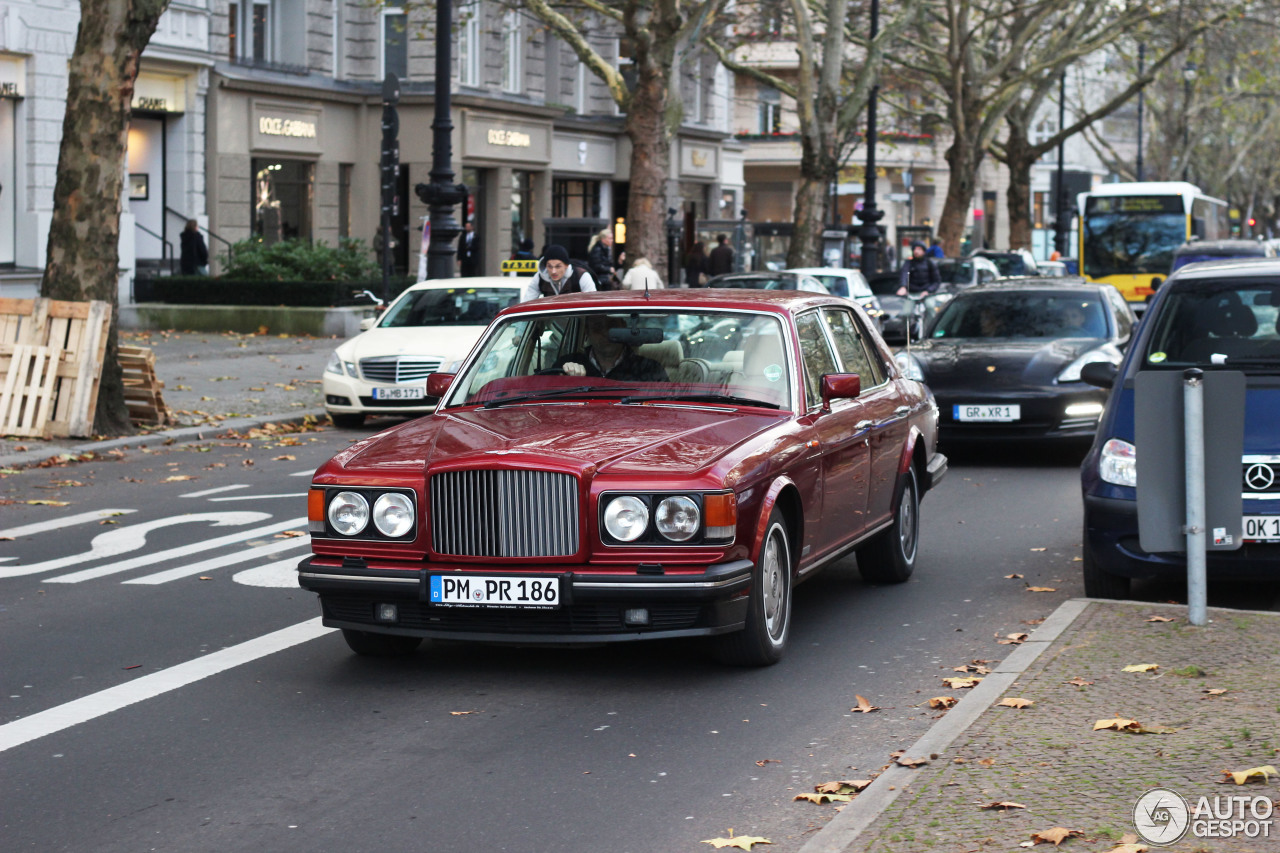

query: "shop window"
left=512, top=170, right=533, bottom=253
left=382, top=10, right=408, bottom=81
left=1033, top=191, right=1047, bottom=230
left=459, top=3, right=481, bottom=86
left=228, top=0, right=306, bottom=70
left=502, top=10, right=522, bottom=93
left=252, top=158, right=314, bottom=244
left=759, top=87, right=781, bottom=134
left=339, top=164, right=353, bottom=239
left=552, top=179, right=601, bottom=219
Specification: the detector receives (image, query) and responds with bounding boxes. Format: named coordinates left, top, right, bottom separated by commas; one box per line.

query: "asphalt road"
left=1, top=430, right=1273, bottom=853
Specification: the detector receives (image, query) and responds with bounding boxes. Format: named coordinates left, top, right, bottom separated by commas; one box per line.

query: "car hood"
left=1108, top=384, right=1280, bottom=455
left=911, top=338, right=1104, bottom=386
left=335, top=325, right=489, bottom=364
left=325, top=403, right=786, bottom=481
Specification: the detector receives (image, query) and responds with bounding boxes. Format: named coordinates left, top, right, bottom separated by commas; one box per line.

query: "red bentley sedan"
left=299, top=289, right=947, bottom=665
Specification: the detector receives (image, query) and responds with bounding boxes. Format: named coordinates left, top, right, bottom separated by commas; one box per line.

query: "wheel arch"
left=751, top=477, right=802, bottom=573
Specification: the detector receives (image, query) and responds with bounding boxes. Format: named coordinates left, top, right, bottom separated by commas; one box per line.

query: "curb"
left=797, top=597, right=1094, bottom=853
left=0, top=407, right=329, bottom=470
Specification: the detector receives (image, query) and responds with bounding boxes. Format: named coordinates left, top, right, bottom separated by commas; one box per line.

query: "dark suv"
left=1080, top=258, right=1280, bottom=597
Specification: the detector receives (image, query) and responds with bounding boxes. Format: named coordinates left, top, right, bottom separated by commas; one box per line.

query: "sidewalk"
left=803, top=599, right=1280, bottom=853
left=0, top=328, right=337, bottom=468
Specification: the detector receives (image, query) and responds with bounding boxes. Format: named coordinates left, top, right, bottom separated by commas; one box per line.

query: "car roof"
left=405, top=276, right=524, bottom=292
left=785, top=267, right=859, bottom=277
left=956, top=277, right=1104, bottom=296
left=1173, top=239, right=1270, bottom=255
left=497, top=286, right=842, bottom=317
left=708, top=271, right=801, bottom=280
left=1164, top=256, right=1280, bottom=281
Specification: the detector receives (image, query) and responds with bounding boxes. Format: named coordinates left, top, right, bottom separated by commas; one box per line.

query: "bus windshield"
left=1081, top=196, right=1186, bottom=278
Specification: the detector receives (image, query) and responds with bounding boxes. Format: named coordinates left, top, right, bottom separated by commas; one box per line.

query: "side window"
left=823, top=308, right=886, bottom=386
left=1107, top=287, right=1134, bottom=341
left=796, top=311, right=839, bottom=409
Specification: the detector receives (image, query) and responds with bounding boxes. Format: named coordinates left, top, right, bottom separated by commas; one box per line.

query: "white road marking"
left=0, top=512, right=272, bottom=580
left=125, top=536, right=310, bottom=585
left=289, top=469, right=314, bottom=477
left=208, top=493, right=306, bottom=502
left=0, top=509, right=138, bottom=540
left=234, top=555, right=308, bottom=588
left=180, top=484, right=250, bottom=498
left=0, top=618, right=336, bottom=754
left=42, top=516, right=306, bottom=584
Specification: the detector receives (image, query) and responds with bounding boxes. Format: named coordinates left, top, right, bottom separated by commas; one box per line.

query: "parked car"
left=970, top=249, right=1040, bottom=277
left=937, top=256, right=1001, bottom=287
left=1170, top=239, right=1275, bottom=272
left=705, top=271, right=829, bottom=294
left=785, top=267, right=885, bottom=327
left=1080, top=258, right=1280, bottom=597
left=300, top=289, right=947, bottom=665
left=1037, top=260, right=1069, bottom=277
left=323, top=277, right=523, bottom=427
left=896, top=279, right=1137, bottom=441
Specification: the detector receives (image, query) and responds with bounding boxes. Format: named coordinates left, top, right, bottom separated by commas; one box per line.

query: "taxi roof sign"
left=500, top=259, right=539, bottom=274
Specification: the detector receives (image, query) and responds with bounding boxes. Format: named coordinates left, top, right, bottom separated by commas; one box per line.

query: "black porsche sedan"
left=895, top=280, right=1137, bottom=440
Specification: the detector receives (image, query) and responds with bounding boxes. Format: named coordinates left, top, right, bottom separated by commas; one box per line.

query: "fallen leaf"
left=163, top=475, right=197, bottom=482
left=1093, top=718, right=1177, bottom=734
left=815, top=780, right=870, bottom=794
left=450, top=710, right=480, bottom=716
left=981, top=801, right=1027, bottom=810
left=25, top=499, right=69, bottom=506
left=978, top=758, right=996, bottom=766
left=274, top=455, right=297, bottom=461
left=275, top=531, right=305, bottom=538
left=1029, top=827, right=1084, bottom=846
left=793, top=792, right=852, bottom=804
left=1122, top=664, right=1159, bottom=673
left=929, top=696, right=957, bottom=709
left=1203, top=688, right=1228, bottom=696
left=198, top=576, right=213, bottom=581
left=1065, top=677, right=1093, bottom=687
left=895, top=755, right=929, bottom=768
left=754, top=759, right=779, bottom=767
left=1026, top=586, right=1057, bottom=592
left=997, top=632, right=1029, bottom=645
left=1224, top=765, right=1278, bottom=785
left=1029, top=547, right=1047, bottom=552
left=851, top=695, right=880, bottom=713
left=1004, top=573, right=1024, bottom=579
left=701, top=832, right=772, bottom=850
left=1145, top=615, right=1174, bottom=623
left=1102, top=844, right=1149, bottom=853
left=943, top=677, right=982, bottom=689
left=998, top=697, right=1034, bottom=709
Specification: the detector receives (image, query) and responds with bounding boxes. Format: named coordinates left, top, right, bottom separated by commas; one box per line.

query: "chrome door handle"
left=855, top=420, right=873, bottom=430
left=894, top=406, right=911, bottom=417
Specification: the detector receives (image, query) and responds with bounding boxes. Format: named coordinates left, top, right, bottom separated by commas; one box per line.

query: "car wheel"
left=857, top=467, right=919, bottom=584
left=341, top=628, right=422, bottom=657
left=711, top=507, right=792, bottom=666
left=329, top=412, right=366, bottom=429
left=1081, top=524, right=1130, bottom=599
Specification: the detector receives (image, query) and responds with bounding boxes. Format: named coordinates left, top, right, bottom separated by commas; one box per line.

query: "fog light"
left=1065, top=402, right=1104, bottom=418
left=376, top=603, right=398, bottom=623
left=623, top=607, right=650, bottom=626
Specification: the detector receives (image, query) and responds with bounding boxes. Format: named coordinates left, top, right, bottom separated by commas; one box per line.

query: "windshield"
left=931, top=292, right=1109, bottom=339
left=378, top=287, right=519, bottom=328
left=979, top=254, right=1030, bottom=277
left=1082, top=195, right=1186, bottom=277
left=445, top=309, right=794, bottom=410
left=1142, top=283, right=1280, bottom=368
left=938, top=260, right=973, bottom=285
left=1171, top=250, right=1263, bottom=271
left=810, top=274, right=850, bottom=297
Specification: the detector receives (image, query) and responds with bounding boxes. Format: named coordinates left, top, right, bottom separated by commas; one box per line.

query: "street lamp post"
left=1182, top=60, right=1197, bottom=182
left=1053, top=71, right=1070, bottom=257
left=414, top=0, right=468, bottom=280
left=855, top=0, right=883, bottom=277
left=1136, top=44, right=1145, bottom=181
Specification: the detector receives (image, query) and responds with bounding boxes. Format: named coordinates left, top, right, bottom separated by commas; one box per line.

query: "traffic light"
left=1248, top=217, right=1257, bottom=228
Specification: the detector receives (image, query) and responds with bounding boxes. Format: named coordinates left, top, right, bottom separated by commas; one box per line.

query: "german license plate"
left=429, top=575, right=560, bottom=609
left=1243, top=516, right=1280, bottom=542
left=372, top=386, right=424, bottom=400
left=954, top=404, right=1020, bottom=422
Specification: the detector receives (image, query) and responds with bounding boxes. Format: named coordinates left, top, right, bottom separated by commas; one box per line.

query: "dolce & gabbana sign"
left=252, top=102, right=322, bottom=153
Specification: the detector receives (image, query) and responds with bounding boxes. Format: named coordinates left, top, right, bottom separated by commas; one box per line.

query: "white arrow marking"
left=180, top=484, right=250, bottom=498
left=234, top=555, right=309, bottom=588
left=0, top=512, right=272, bottom=580
left=126, top=535, right=310, bottom=585
left=208, top=492, right=306, bottom=502
left=0, top=509, right=138, bottom=540
left=0, top=618, right=335, bottom=754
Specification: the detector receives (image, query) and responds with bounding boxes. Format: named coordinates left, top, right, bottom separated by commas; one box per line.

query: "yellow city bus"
left=1077, top=181, right=1229, bottom=307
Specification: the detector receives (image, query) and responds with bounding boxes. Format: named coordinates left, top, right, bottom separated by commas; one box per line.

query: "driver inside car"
left=553, top=315, right=669, bottom=382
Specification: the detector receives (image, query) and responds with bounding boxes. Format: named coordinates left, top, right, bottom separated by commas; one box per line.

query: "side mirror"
left=426, top=373, right=455, bottom=398
left=820, top=374, right=861, bottom=410
left=359, top=317, right=376, bottom=332
left=1079, top=361, right=1118, bottom=389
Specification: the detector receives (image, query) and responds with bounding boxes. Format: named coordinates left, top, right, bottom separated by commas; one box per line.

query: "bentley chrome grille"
left=430, top=470, right=579, bottom=557
left=360, top=356, right=443, bottom=383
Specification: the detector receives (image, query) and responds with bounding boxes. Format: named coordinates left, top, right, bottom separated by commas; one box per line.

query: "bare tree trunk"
left=621, top=33, right=676, bottom=279
left=937, top=138, right=980, bottom=257
left=787, top=145, right=836, bottom=268
left=42, top=0, right=169, bottom=435
left=1002, top=123, right=1036, bottom=251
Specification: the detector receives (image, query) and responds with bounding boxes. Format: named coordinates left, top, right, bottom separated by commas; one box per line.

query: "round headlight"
left=655, top=496, right=700, bottom=542
left=373, top=492, right=414, bottom=538
left=328, top=491, right=369, bottom=536
left=603, top=496, right=649, bottom=542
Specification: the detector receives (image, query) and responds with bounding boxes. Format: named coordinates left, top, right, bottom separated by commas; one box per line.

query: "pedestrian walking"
left=179, top=219, right=209, bottom=276
left=587, top=228, right=619, bottom=290
left=512, top=237, right=535, bottom=261
left=928, top=239, right=945, bottom=259
left=708, top=234, right=734, bottom=276
left=520, top=244, right=597, bottom=302
left=459, top=219, right=480, bottom=277
left=622, top=257, right=663, bottom=291
left=898, top=241, right=941, bottom=295
left=684, top=241, right=708, bottom=286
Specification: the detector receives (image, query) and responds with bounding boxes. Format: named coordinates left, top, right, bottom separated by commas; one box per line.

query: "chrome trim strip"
left=1243, top=493, right=1280, bottom=500
left=1243, top=455, right=1280, bottom=463
left=797, top=518, right=893, bottom=576
left=572, top=576, right=748, bottom=591
left=299, top=572, right=418, bottom=584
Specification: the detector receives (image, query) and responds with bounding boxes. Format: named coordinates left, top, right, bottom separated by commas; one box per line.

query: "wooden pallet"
left=118, top=344, right=171, bottom=427
left=0, top=344, right=62, bottom=437
left=0, top=297, right=112, bottom=437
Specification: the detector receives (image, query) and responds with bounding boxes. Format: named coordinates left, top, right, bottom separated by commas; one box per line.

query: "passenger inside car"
left=555, top=315, right=670, bottom=382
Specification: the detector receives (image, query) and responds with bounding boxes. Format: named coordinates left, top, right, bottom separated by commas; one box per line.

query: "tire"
left=329, top=412, right=365, bottom=429
left=1081, top=524, right=1131, bottom=599
left=857, top=467, right=920, bottom=584
left=341, top=628, right=422, bottom=657
left=712, top=508, right=792, bottom=666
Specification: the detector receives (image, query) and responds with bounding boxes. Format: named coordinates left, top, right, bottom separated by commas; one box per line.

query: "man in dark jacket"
left=520, top=244, right=598, bottom=302
left=708, top=234, right=734, bottom=276
left=898, top=241, right=941, bottom=295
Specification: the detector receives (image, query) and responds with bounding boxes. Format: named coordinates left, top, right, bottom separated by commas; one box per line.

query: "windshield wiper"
left=482, top=385, right=649, bottom=409
left=619, top=392, right=782, bottom=410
